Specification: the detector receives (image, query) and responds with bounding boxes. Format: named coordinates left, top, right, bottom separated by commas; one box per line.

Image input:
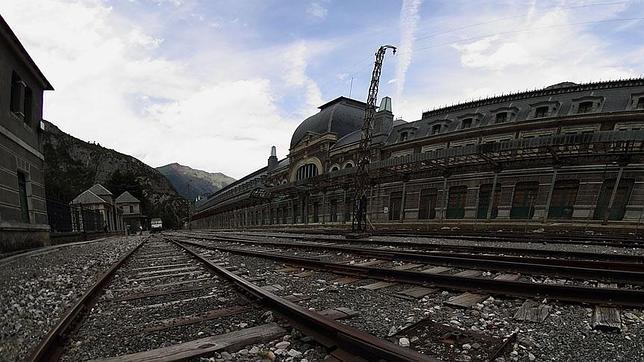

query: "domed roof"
left=290, top=96, right=366, bottom=149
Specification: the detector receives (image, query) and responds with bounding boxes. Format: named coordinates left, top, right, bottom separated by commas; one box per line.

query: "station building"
left=191, top=79, right=644, bottom=234
left=0, top=15, right=53, bottom=250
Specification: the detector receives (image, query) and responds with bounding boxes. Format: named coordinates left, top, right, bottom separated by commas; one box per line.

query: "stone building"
left=0, top=15, right=53, bottom=250
left=70, top=184, right=123, bottom=232
left=115, top=191, right=146, bottom=231
left=191, top=80, right=644, bottom=233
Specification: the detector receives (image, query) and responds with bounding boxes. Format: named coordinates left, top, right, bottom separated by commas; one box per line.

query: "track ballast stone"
left=0, top=236, right=143, bottom=361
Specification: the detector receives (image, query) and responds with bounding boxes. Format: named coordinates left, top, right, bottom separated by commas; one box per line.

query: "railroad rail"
left=174, top=237, right=644, bottom=308
left=28, top=235, right=432, bottom=361
left=173, top=240, right=433, bottom=361
left=174, top=232, right=644, bottom=285
left=28, top=238, right=147, bottom=361
left=205, top=231, right=644, bottom=264
left=234, top=229, right=644, bottom=249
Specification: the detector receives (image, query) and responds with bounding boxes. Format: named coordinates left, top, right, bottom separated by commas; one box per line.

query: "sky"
left=2, top=0, right=644, bottom=179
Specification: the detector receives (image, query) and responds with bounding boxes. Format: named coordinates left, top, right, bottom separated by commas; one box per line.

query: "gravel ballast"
left=0, top=236, right=143, bottom=361
left=185, top=238, right=644, bottom=361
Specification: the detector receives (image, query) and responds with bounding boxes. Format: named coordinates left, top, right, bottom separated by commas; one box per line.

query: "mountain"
left=157, top=163, right=235, bottom=201
left=41, top=120, right=189, bottom=229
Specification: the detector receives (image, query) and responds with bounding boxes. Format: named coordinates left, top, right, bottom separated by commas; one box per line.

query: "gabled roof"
left=89, top=184, right=113, bottom=196
left=71, top=190, right=109, bottom=205
left=116, top=191, right=140, bottom=203
left=0, top=15, right=53, bottom=90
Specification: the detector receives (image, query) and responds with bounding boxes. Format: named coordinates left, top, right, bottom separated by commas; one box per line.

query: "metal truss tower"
left=351, top=45, right=396, bottom=233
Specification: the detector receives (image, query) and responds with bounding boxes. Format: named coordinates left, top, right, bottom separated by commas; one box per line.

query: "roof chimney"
left=268, top=146, right=278, bottom=171
left=379, top=96, right=392, bottom=113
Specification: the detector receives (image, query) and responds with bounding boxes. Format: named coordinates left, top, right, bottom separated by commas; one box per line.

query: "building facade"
left=191, top=80, right=644, bottom=233
left=115, top=191, right=146, bottom=231
left=0, top=15, right=53, bottom=250
left=70, top=184, right=124, bottom=232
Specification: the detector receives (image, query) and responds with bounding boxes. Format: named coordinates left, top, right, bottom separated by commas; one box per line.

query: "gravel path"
left=186, top=241, right=644, bottom=361
left=0, top=236, right=144, bottom=361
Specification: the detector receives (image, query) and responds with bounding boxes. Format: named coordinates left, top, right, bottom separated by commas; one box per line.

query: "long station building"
left=191, top=79, right=644, bottom=232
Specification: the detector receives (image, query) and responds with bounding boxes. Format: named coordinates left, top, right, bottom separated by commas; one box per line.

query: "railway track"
left=173, top=234, right=644, bottom=308
left=202, top=230, right=644, bottom=264
left=174, top=232, right=644, bottom=285
left=28, top=235, right=432, bottom=362
left=235, top=229, right=644, bottom=249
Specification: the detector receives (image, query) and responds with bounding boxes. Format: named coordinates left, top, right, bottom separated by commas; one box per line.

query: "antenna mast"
left=352, top=45, right=396, bottom=233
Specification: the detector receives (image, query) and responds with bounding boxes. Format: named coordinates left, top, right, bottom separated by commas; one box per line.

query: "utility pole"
left=351, top=45, right=396, bottom=234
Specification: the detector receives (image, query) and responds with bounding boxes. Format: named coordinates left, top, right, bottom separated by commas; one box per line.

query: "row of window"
left=387, top=179, right=633, bottom=221
left=9, top=71, right=34, bottom=125
left=204, top=177, right=633, bottom=228
left=398, top=96, right=644, bottom=142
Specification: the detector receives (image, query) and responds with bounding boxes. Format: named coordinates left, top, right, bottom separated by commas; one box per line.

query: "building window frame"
left=10, top=71, right=26, bottom=118
left=17, top=171, right=30, bottom=223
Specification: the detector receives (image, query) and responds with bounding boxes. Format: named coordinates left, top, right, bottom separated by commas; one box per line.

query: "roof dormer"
left=490, top=106, right=519, bottom=124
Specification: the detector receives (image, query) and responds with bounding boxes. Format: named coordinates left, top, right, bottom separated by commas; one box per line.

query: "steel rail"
left=233, top=230, right=644, bottom=249
left=171, top=240, right=435, bottom=362
left=180, top=232, right=644, bottom=267
left=179, top=232, right=642, bottom=271
left=176, top=233, right=644, bottom=285
left=27, top=239, right=147, bottom=362
left=178, top=239, right=644, bottom=308
left=211, top=232, right=644, bottom=264
left=238, top=229, right=644, bottom=247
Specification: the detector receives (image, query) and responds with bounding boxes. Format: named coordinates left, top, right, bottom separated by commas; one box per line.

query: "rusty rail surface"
left=172, top=240, right=435, bottom=362
left=232, top=228, right=644, bottom=248
left=201, top=231, right=644, bottom=264
left=175, top=233, right=644, bottom=285
left=178, top=238, right=644, bottom=308
left=27, top=239, right=147, bottom=362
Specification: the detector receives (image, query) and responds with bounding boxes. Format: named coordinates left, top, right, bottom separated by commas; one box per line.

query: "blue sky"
left=2, top=0, right=644, bottom=178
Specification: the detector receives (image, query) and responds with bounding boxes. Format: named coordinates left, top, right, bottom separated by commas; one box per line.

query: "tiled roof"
left=71, top=190, right=109, bottom=205
left=89, top=184, right=113, bottom=196
left=115, top=191, right=140, bottom=203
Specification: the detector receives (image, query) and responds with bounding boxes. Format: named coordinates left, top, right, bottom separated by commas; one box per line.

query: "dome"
left=290, top=96, right=366, bottom=149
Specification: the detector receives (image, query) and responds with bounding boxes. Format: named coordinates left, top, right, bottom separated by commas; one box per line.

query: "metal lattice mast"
left=352, top=45, right=396, bottom=232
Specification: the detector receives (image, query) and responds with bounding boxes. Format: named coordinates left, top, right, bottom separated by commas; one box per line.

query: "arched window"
left=296, top=163, right=318, bottom=180
left=330, top=166, right=340, bottom=172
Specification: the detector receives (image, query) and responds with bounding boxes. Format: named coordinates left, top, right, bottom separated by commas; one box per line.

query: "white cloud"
left=395, top=0, right=422, bottom=101
left=395, top=2, right=640, bottom=121
left=0, top=0, right=321, bottom=178
left=281, top=42, right=324, bottom=113
left=306, top=2, right=328, bottom=20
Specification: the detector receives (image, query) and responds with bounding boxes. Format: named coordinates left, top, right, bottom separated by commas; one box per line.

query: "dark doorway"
left=313, top=202, right=319, bottom=223
left=477, top=183, right=500, bottom=219
left=418, top=188, right=437, bottom=219
left=548, top=180, right=579, bottom=219
left=17, top=172, right=29, bottom=223
left=446, top=186, right=467, bottom=219
left=510, top=181, right=539, bottom=219
left=593, top=179, right=634, bottom=220
left=330, top=200, right=338, bottom=222
left=389, top=191, right=402, bottom=221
